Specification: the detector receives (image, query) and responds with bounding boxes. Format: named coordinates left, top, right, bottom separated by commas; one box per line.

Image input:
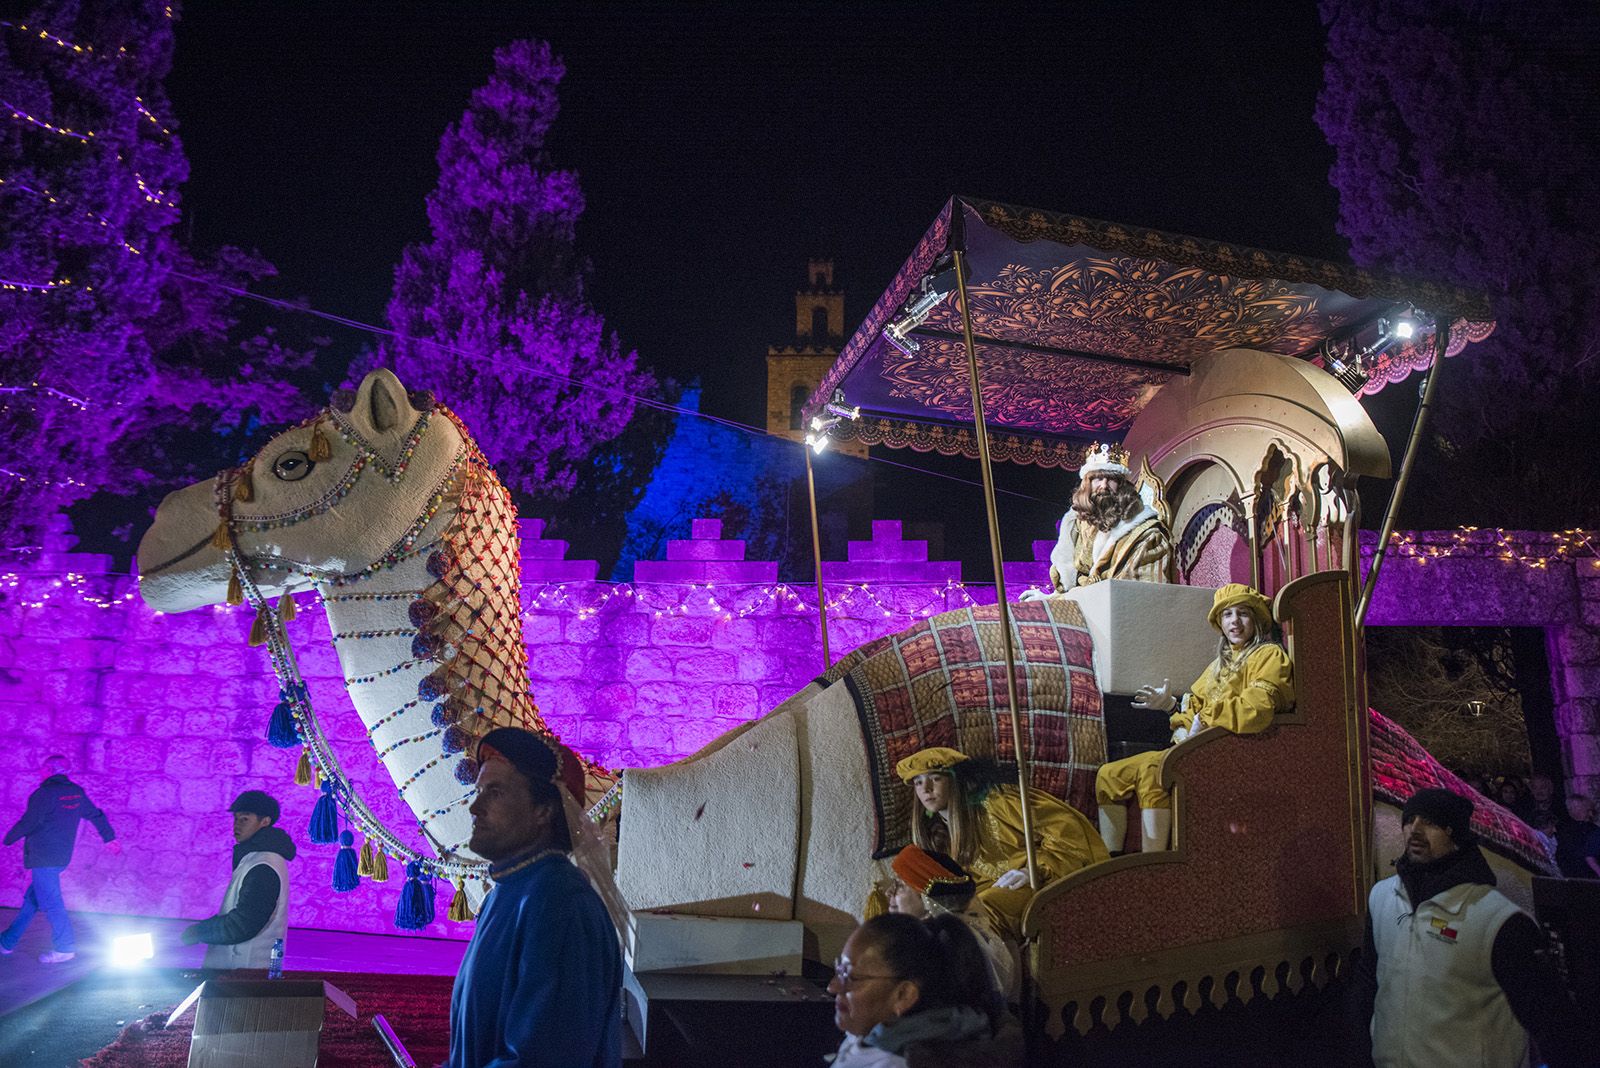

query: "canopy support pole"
left=1356, top=322, right=1452, bottom=629
left=952, top=249, right=1040, bottom=892
left=804, top=445, right=831, bottom=671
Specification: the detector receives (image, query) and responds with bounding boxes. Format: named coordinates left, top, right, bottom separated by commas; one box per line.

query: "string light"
left=0, top=176, right=144, bottom=255
left=0, top=275, right=73, bottom=292
left=1383, top=527, right=1600, bottom=570
left=3, top=97, right=93, bottom=140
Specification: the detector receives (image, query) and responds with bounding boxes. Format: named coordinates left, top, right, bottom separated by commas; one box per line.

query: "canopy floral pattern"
left=813, top=198, right=1496, bottom=468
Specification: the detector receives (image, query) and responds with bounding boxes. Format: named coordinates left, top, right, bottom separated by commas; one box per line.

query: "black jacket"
left=3, top=775, right=115, bottom=869
left=188, top=826, right=297, bottom=946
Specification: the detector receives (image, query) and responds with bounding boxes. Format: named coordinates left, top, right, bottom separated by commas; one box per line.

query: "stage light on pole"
left=111, top=932, right=154, bottom=967
left=805, top=432, right=830, bottom=455
left=1394, top=317, right=1417, bottom=340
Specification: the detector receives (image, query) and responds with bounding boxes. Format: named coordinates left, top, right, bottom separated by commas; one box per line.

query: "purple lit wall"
left=0, top=519, right=1041, bottom=939
left=6, top=522, right=1596, bottom=940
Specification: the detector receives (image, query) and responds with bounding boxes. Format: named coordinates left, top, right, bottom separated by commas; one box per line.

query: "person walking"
left=1, top=754, right=120, bottom=963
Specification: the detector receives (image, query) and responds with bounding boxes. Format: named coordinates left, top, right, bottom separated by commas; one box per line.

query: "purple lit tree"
left=1316, top=0, right=1600, bottom=528
left=0, top=3, right=321, bottom=555
left=378, top=39, right=654, bottom=501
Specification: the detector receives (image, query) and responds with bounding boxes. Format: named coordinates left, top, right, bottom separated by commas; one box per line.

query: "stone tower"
left=765, top=260, right=867, bottom=458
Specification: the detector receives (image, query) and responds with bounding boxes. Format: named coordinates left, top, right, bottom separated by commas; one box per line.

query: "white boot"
left=1098, top=805, right=1127, bottom=854
left=1140, top=808, right=1172, bottom=852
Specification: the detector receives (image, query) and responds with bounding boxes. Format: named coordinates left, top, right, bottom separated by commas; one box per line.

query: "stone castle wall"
left=0, top=519, right=1047, bottom=940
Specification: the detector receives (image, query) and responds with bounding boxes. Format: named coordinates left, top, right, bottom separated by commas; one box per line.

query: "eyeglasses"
left=832, top=957, right=901, bottom=989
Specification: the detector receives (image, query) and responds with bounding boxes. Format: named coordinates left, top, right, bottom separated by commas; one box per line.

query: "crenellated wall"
left=4, top=522, right=1593, bottom=942
left=0, top=519, right=1050, bottom=939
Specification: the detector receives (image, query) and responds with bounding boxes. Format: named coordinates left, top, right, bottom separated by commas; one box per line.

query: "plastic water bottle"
left=268, top=938, right=284, bottom=979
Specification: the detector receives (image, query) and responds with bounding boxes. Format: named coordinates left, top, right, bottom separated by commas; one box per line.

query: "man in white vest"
left=1354, top=788, right=1578, bottom=1067
left=180, top=790, right=295, bottom=970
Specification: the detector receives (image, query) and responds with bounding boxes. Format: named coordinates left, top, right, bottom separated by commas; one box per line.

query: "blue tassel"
left=395, top=861, right=436, bottom=930
left=308, top=779, right=338, bottom=844
left=267, top=700, right=298, bottom=749
left=332, top=830, right=359, bottom=892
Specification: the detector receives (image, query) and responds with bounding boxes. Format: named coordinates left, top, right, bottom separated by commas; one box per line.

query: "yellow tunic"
left=964, top=784, right=1109, bottom=939
left=1095, top=643, right=1293, bottom=810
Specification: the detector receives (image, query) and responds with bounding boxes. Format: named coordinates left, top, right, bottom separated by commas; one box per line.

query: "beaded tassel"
left=210, top=522, right=231, bottom=550
left=234, top=467, right=254, bottom=502
left=225, top=569, right=244, bottom=606
left=309, top=422, right=332, bottom=462
left=277, top=591, right=298, bottom=622
left=370, top=847, right=389, bottom=883
left=333, top=831, right=359, bottom=892
left=357, top=839, right=376, bottom=877
left=447, top=879, right=472, bottom=922
left=294, top=749, right=313, bottom=786
left=248, top=604, right=272, bottom=647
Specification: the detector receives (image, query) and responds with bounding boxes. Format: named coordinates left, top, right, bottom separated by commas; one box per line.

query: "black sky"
left=165, top=0, right=1344, bottom=432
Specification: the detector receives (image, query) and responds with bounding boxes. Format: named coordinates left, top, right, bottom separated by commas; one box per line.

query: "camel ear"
left=350, top=369, right=415, bottom=436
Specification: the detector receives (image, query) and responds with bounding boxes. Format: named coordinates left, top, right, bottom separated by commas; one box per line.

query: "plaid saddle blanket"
left=824, top=597, right=1105, bottom=858
left=1370, top=708, right=1556, bottom=875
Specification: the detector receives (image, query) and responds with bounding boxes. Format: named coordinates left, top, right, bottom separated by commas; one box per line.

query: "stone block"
left=1565, top=733, right=1600, bottom=778
left=690, top=519, right=723, bottom=540
left=1555, top=625, right=1600, bottom=666
left=522, top=559, right=600, bottom=581
left=633, top=678, right=687, bottom=710
left=1563, top=663, right=1600, bottom=700
left=625, top=648, right=676, bottom=682
left=625, top=717, right=676, bottom=755
left=650, top=615, right=717, bottom=646
left=520, top=612, right=564, bottom=645
left=104, top=736, right=169, bottom=773
left=527, top=643, right=583, bottom=679
left=674, top=651, right=738, bottom=682
left=520, top=539, right=570, bottom=560
left=1554, top=698, right=1599, bottom=738
left=126, top=776, right=179, bottom=812
left=711, top=683, right=760, bottom=719
left=518, top=518, right=547, bottom=541
left=591, top=682, right=637, bottom=719
left=665, top=538, right=746, bottom=561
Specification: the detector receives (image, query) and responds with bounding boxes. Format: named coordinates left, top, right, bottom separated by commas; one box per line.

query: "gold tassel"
left=357, top=839, right=375, bottom=877
left=277, top=591, right=298, bottom=623
left=210, top=522, right=232, bottom=550
left=448, top=879, right=473, bottom=922
left=225, top=569, right=244, bottom=606
left=234, top=467, right=254, bottom=502
left=248, top=604, right=271, bottom=647
left=309, top=422, right=332, bottom=462
left=863, top=884, right=888, bottom=920
left=294, top=749, right=313, bottom=787
left=370, top=848, right=389, bottom=883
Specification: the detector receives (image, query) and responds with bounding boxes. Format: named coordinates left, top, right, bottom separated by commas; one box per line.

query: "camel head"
left=138, top=369, right=463, bottom=612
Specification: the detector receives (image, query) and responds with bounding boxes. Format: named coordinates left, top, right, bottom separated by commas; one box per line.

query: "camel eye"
left=272, top=450, right=314, bottom=482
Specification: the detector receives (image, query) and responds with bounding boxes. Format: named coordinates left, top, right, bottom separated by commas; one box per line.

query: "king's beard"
left=1082, top=487, right=1140, bottom=532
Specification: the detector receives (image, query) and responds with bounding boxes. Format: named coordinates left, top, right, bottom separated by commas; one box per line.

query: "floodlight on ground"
left=111, top=932, right=154, bottom=967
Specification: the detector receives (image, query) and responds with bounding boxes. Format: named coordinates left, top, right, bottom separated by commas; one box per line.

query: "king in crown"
left=1034, top=441, right=1173, bottom=593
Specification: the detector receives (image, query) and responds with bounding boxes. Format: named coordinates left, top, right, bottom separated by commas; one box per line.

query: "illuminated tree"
left=0, top=2, right=320, bottom=556
left=380, top=39, right=654, bottom=500
left=1316, top=0, right=1600, bottom=528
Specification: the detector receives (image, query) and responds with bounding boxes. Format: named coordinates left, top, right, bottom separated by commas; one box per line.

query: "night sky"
left=165, top=0, right=1343, bottom=432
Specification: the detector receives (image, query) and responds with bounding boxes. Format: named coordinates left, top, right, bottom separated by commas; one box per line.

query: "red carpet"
left=80, top=971, right=454, bottom=1067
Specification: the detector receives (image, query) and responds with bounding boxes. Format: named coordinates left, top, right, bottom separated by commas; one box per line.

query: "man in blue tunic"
left=448, top=727, right=622, bottom=1068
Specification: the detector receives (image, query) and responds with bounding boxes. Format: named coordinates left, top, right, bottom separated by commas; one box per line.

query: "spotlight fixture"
left=1393, top=317, right=1417, bottom=340
left=805, top=432, right=830, bottom=455
left=883, top=253, right=964, bottom=356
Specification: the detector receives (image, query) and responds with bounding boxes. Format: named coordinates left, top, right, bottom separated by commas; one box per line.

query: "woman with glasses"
left=826, top=912, right=1020, bottom=1067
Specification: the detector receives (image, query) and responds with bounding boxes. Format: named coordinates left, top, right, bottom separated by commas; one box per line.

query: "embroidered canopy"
left=809, top=197, right=1496, bottom=470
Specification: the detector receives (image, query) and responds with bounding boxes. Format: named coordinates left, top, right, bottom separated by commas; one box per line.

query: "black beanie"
left=1401, top=788, right=1477, bottom=846
left=476, top=728, right=561, bottom=803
